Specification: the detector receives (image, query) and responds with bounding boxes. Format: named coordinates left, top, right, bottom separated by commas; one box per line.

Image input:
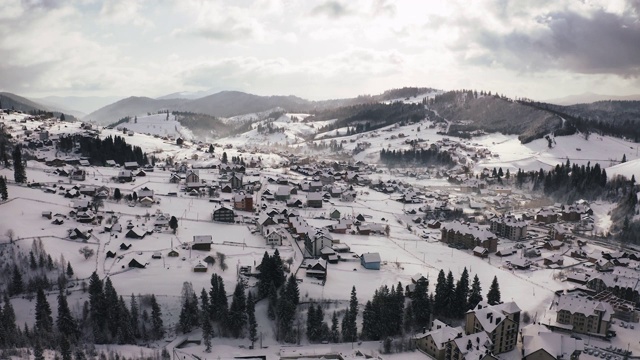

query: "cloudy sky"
left=1, top=0, right=639, bottom=101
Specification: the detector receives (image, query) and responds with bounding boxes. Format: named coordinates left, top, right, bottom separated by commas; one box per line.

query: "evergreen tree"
left=9, top=264, right=23, bottom=295
left=88, top=272, right=105, bottom=342
left=411, top=277, right=430, bottom=330
left=443, top=271, right=456, bottom=318
left=117, top=296, right=134, bottom=344
left=342, top=286, right=358, bottom=342
left=403, top=303, right=415, bottom=333
left=57, top=290, right=79, bottom=342
left=267, top=281, right=277, bottom=320
left=169, top=216, right=178, bottom=234
left=35, top=288, right=54, bottom=333
left=103, top=277, right=120, bottom=339
left=150, top=294, right=164, bottom=340
left=60, top=335, right=72, bottom=360
left=222, top=152, right=228, bottom=164
left=34, top=341, right=45, bottom=360
left=487, top=276, right=501, bottom=305
left=2, top=294, right=17, bottom=347
left=209, top=274, right=228, bottom=324
left=66, top=262, right=74, bottom=278
left=468, top=275, right=483, bottom=309
left=361, top=300, right=376, bottom=340
left=208, top=144, right=214, bottom=153
left=330, top=311, right=340, bottom=343
left=285, top=275, right=299, bottom=306
left=433, top=270, right=447, bottom=316
left=341, top=308, right=350, bottom=342
left=247, top=292, right=257, bottom=348
left=453, top=268, right=470, bottom=318
left=12, top=144, right=26, bottom=183
left=227, top=282, right=247, bottom=338
left=0, top=176, right=7, bottom=200
left=622, top=154, right=627, bottom=163
left=130, top=294, right=139, bottom=338
left=113, top=188, right=122, bottom=202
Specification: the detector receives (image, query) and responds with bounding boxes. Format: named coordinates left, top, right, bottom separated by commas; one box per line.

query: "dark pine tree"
left=247, top=291, right=257, bottom=348
left=433, top=270, right=447, bottom=316
left=487, top=276, right=501, bottom=305
left=227, top=282, right=247, bottom=338
left=150, top=294, right=164, bottom=340
left=453, top=268, right=470, bottom=318
left=468, top=275, right=483, bottom=309
left=35, top=288, right=54, bottom=333
left=56, top=290, right=79, bottom=342
left=0, top=176, right=8, bottom=200
left=12, top=144, right=26, bottom=183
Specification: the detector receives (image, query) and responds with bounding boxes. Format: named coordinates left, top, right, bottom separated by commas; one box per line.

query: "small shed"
left=360, top=252, right=381, bottom=270
left=152, top=252, right=162, bottom=259
left=120, top=243, right=132, bottom=250
left=473, top=246, right=489, bottom=258
left=105, top=251, right=116, bottom=259
left=168, top=249, right=179, bottom=257
left=42, top=211, right=52, bottom=220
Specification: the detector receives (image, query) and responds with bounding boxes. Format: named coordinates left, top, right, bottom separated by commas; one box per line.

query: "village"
left=0, top=108, right=639, bottom=360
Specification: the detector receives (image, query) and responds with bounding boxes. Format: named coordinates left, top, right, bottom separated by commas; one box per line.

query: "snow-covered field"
left=114, top=113, right=195, bottom=140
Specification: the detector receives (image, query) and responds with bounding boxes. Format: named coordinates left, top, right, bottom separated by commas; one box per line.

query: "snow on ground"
left=607, top=157, right=640, bottom=181
left=115, top=113, right=195, bottom=140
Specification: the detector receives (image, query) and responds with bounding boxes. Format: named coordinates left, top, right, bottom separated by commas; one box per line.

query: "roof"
left=414, top=320, right=462, bottom=350
left=361, top=252, right=381, bottom=263
left=307, top=192, right=323, bottom=201
left=522, top=324, right=584, bottom=358
left=193, top=235, right=212, bottom=244
left=441, top=221, right=496, bottom=241
left=471, top=301, right=521, bottom=333
left=556, top=295, right=613, bottom=322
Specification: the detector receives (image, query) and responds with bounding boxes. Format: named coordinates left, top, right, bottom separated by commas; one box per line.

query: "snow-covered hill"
left=115, top=113, right=195, bottom=140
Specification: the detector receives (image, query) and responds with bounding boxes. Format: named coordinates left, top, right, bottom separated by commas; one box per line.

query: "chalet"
left=106, top=251, right=116, bottom=259
left=307, top=192, right=323, bottom=208
left=105, top=160, right=117, bottom=167
left=427, top=220, right=441, bottom=229
left=220, top=183, right=233, bottom=193
left=185, top=170, right=200, bottom=183
left=125, top=228, right=147, bottom=239
left=120, top=243, right=132, bottom=250
left=139, top=197, right=154, bottom=207
left=52, top=218, right=64, bottom=225
left=124, top=161, right=139, bottom=170
left=128, top=259, right=146, bottom=269
left=309, top=181, right=323, bottom=192
left=544, top=239, right=564, bottom=250
left=79, top=186, right=97, bottom=196
left=305, top=259, right=327, bottom=280
left=42, top=211, right=52, bottom=220
left=329, top=208, right=341, bottom=219
left=544, top=254, right=564, bottom=267
left=550, top=224, right=570, bottom=241
left=286, top=198, right=303, bottom=208
left=168, top=249, right=179, bottom=257
left=76, top=210, right=96, bottom=223
left=193, top=261, right=208, bottom=272
left=473, top=246, right=489, bottom=258
left=192, top=235, right=213, bottom=251
left=138, top=187, right=154, bottom=200
left=152, top=252, right=162, bottom=259
left=229, top=173, right=243, bottom=189
left=360, top=252, right=381, bottom=270
left=117, top=170, right=134, bottom=183
left=496, top=248, right=516, bottom=257
left=264, top=225, right=288, bottom=246
left=212, top=206, right=235, bottom=223
left=508, top=257, right=532, bottom=270
left=169, top=173, right=182, bottom=183
left=275, top=186, right=291, bottom=201
left=136, top=170, right=146, bottom=177
left=70, top=169, right=86, bottom=181
left=69, top=228, right=90, bottom=240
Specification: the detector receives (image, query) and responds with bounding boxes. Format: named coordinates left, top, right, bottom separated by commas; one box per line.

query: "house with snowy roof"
left=489, top=215, right=527, bottom=241
left=413, top=320, right=462, bottom=360
left=464, top=301, right=521, bottom=354
left=441, top=221, right=498, bottom=253
left=555, top=294, right=613, bottom=336
left=446, top=331, right=496, bottom=360
left=521, top=323, right=584, bottom=360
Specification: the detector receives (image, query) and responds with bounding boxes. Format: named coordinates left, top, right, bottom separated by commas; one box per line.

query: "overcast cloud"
left=0, top=0, right=639, bottom=100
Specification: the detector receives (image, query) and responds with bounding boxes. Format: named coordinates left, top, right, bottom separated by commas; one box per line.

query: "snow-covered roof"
left=556, top=295, right=613, bottom=322
left=361, top=252, right=381, bottom=263
left=522, top=324, right=584, bottom=358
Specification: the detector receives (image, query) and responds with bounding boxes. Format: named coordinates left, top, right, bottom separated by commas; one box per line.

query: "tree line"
left=380, top=147, right=456, bottom=168
left=57, top=135, right=148, bottom=166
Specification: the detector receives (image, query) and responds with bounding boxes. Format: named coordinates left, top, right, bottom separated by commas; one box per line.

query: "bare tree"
left=78, top=246, right=95, bottom=260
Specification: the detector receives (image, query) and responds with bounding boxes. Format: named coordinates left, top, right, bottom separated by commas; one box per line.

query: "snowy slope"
left=115, top=113, right=195, bottom=140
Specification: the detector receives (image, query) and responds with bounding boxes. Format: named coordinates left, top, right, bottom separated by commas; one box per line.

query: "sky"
left=1, top=0, right=640, bottom=101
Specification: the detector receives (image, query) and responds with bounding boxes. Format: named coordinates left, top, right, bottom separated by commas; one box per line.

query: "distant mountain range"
left=32, top=95, right=125, bottom=116
left=545, top=92, right=640, bottom=105
left=0, top=92, right=77, bottom=121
